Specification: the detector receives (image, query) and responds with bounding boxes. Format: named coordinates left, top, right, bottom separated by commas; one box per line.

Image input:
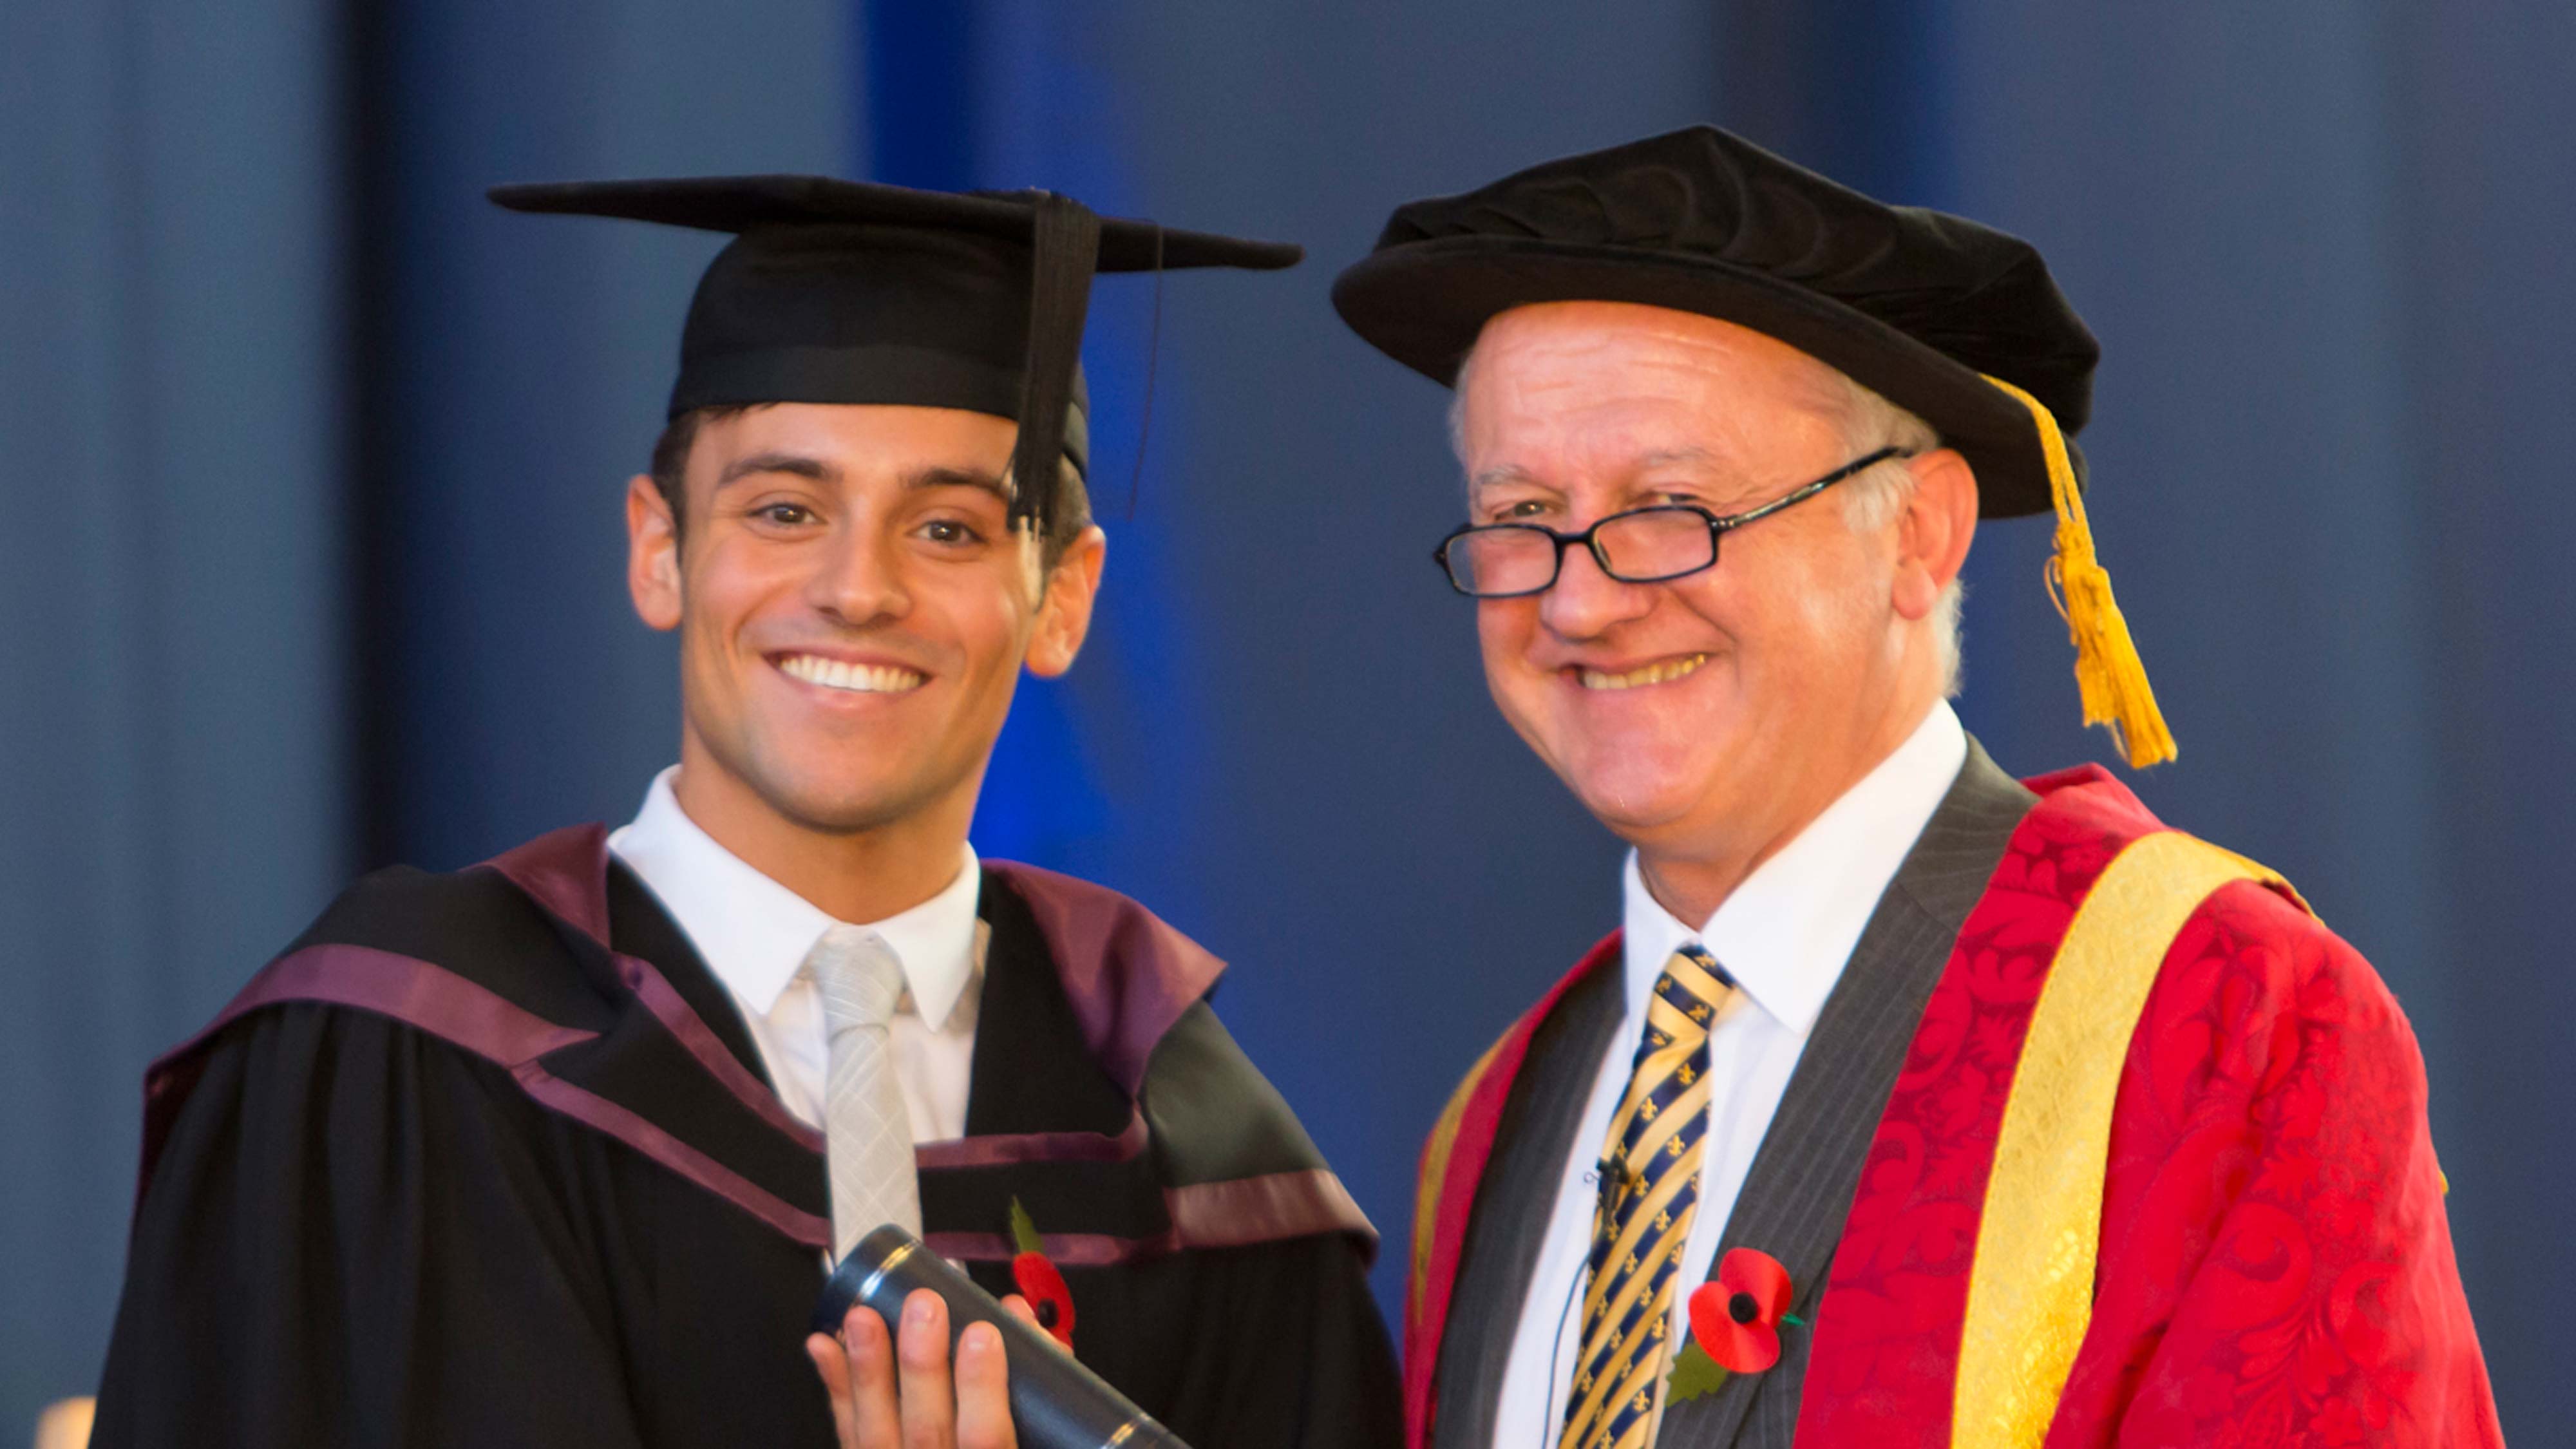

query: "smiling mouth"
left=1577, top=653, right=1711, bottom=690
left=777, top=654, right=927, bottom=694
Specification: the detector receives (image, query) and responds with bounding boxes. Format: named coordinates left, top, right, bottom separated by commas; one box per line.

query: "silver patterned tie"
left=807, top=923, right=921, bottom=1261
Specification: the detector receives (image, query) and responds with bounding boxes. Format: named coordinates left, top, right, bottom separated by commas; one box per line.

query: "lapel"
left=462, top=833, right=1233, bottom=1276
left=959, top=867, right=1135, bottom=1141
left=202, top=830, right=1226, bottom=1264
left=920, top=867, right=1189, bottom=1291
left=491, top=829, right=837, bottom=1243
left=604, top=857, right=772, bottom=1086
left=1654, top=739, right=2034, bottom=1449
left=1426, top=958, right=1627, bottom=1449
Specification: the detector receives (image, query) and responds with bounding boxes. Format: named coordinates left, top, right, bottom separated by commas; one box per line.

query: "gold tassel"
left=1981, top=374, right=2177, bottom=768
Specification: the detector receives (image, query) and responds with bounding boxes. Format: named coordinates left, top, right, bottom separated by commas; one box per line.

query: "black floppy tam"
left=491, top=175, right=1302, bottom=537
left=1334, top=127, right=2174, bottom=767
left=1333, top=126, right=2095, bottom=518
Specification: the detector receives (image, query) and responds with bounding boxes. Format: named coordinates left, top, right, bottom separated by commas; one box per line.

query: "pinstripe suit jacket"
left=1427, top=739, right=2035, bottom=1449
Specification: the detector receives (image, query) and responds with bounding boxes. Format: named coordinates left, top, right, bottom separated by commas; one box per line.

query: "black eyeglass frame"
left=1431, top=446, right=1913, bottom=598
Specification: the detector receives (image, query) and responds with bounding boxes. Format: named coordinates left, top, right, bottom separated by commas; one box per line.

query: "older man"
left=1334, top=129, right=2499, bottom=1448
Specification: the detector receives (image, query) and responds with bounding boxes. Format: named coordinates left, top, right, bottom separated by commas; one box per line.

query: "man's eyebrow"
left=714, top=451, right=838, bottom=489
left=1470, top=448, right=1730, bottom=491
left=1635, top=446, right=1720, bottom=471
left=1634, top=446, right=1779, bottom=506
left=710, top=455, right=1014, bottom=501
left=1466, top=463, right=1553, bottom=493
left=904, top=465, right=1012, bottom=502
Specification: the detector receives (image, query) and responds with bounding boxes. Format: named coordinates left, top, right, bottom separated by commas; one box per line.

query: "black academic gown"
left=93, top=826, right=1399, bottom=1449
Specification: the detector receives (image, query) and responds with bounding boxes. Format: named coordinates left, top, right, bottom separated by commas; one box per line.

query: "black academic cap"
left=1330, top=126, right=2098, bottom=519
left=491, top=175, right=1302, bottom=534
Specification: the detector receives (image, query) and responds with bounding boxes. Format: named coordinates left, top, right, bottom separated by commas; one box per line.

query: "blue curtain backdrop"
left=4, top=1, right=2569, bottom=1437
left=1, top=0, right=349, bottom=1423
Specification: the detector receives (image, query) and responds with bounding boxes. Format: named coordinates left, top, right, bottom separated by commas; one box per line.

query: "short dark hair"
left=647, top=404, right=1094, bottom=565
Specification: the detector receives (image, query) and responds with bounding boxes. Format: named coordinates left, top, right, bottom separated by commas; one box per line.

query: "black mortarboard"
left=1334, top=128, right=2175, bottom=767
left=491, top=175, right=1302, bottom=534
left=1331, top=126, right=2097, bottom=519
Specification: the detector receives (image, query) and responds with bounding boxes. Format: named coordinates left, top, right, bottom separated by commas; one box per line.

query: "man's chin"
left=1562, top=768, right=1717, bottom=840
left=743, top=763, right=942, bottom=838
left=782, top=793, right=931, bottom=837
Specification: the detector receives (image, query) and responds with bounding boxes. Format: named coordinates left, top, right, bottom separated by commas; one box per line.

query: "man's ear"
left=1024, top=526, right=1108, bottom=679
left=1891, top=448, right=1977, bottom=622
left=627, top=475, right=683, bottom=632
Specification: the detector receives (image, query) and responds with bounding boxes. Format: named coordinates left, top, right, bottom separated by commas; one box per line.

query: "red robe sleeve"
left=2048, top=878, right=2503, bottom=1446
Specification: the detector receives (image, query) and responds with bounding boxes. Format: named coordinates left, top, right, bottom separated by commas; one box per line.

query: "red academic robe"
left=1408, top=765, right=2501, bottom=1448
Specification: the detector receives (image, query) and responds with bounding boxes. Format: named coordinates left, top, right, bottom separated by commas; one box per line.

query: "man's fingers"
left=998, top=1294, right=1040, bottom=1329
left=822, top=1289, right=1020, bottom=1448
left=806, top=1333, right=859, bottom=1448
left=841, top=1305, right=904, bottom=1449
left=954, top=1322, right=1017, bottom=1449
left=807, top=1311, right=899, bottom=1449
left=895, top=1288, right=957, bottom=1449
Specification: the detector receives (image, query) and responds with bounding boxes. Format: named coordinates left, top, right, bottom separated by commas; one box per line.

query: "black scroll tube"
left=814, top=1225, right=1191, bottom=1449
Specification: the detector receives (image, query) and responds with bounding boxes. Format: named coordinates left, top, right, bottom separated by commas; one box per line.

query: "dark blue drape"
left=1, top=0, right=348, bottom=1424
left=5, top=1, right=2568, bottom=1436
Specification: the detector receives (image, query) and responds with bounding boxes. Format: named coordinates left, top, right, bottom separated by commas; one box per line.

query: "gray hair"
left=1449, top=340, right=1966, bottom=697
left=1814, top=369, right=1964, bottom=697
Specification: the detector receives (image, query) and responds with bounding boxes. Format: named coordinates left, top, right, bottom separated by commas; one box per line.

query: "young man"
left=93, top=177, right=1399, bottom=1449
left=1333, top=129, right=2499, bottom=1447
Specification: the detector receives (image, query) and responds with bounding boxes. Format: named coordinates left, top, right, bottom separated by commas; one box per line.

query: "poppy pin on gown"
left=1669, top=1248, right=1803, bottom=1405
left=1008, top=1198, right=1077, bottom=1349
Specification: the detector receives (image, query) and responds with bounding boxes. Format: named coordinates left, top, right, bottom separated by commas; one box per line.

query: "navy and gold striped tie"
left=1558, top=943, right=1735, bottom=1449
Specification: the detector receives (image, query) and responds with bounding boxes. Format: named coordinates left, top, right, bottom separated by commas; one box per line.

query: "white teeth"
left=1578, top=653, right=1711, bottom=690
left=779, top=654, right=926, bottom=694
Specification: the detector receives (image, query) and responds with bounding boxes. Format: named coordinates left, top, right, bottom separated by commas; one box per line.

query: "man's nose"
left=1537, top=537, right=1654, bottom=639
left=809, top=523, right=913, bottom=625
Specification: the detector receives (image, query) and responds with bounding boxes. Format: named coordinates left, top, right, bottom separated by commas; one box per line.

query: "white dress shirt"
left=605, top=766, right=985, bottom=1144
left=1490, top=703, right=1968, bottom=1448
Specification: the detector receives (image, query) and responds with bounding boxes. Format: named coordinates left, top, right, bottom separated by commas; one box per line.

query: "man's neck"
left=668, top=750, right=972, bottom=926
left=1634, top=697, right=1938, bottom=927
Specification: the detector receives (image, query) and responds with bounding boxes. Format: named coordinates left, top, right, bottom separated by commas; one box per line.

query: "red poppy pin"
left=1667, top=1248, right=1805, bottom=1405
left=1008, top=1198, right=1077, bottom=1349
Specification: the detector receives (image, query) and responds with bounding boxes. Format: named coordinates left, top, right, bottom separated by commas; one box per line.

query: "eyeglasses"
left=1431, top=447, right=1909, bottom=598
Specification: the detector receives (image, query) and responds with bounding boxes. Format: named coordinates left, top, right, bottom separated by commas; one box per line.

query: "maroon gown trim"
left=511, top=1063, right=833, bottom=1248
left=486, top=825, right=1227, bottom=1143
left=143, top=823, right=1270, bottom=1255
left=914, top=1108, right=1150, bottom=1170
left=137, top=940, right=837, bottom=1249
left=153, top=942, right=598, bottom=1074
left=614, top=950, right=827, bottom=1153
left=922, top=1168, right=1374, bottom=1266
left=486, top=823, right=616, bottom=943
left=1165, top=1168, right=1376, bottom=1255
left=486, top=826, right=828, bottom=1153
left=137, top=943, right=595, bottom=1200
left=980, top=858, right=1226, bottom=1095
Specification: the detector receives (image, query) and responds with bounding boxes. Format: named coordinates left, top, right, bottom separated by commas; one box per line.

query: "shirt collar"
left=605, top=766, right=984, bottom=1027
left=1620, top=701, right=1968, bottom=1037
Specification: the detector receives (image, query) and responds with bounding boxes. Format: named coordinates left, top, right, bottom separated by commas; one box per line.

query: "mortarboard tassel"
left=1010, top=193, right=1104, bottom=540
left=1982, top=374, right=2177, bottom=769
